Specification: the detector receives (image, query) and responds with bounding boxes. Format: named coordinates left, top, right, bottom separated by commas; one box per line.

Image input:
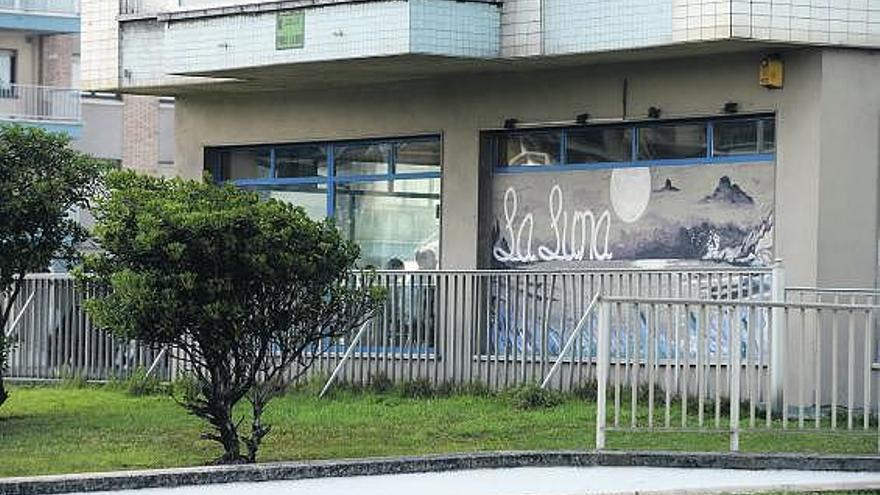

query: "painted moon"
left=609, top=167, right=652, bottom=223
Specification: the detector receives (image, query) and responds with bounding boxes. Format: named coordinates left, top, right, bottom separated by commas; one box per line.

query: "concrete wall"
left=0, top=32, right=40, bottom=85
left=172, top=47, right=877, bottom=288
left=74, top=97, right=124, bottom=161
left=816, top=49, right=880, bottom=288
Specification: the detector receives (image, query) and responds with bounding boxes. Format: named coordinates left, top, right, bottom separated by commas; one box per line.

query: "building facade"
left=0, top=0, right=174, bottom=174
left=80, top=0, right=880, bottom=290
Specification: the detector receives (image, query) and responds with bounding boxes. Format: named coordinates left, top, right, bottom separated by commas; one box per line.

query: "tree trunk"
left=0, top=377, right=7, bottom=410
left=207, top=399, right=242, bottom=463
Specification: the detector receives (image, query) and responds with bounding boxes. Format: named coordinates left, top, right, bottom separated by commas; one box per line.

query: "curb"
left=2, top=451, right=880, bottom=495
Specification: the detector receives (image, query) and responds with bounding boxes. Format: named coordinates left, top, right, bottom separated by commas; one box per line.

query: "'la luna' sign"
left=489, top=163, right=775, bottom=269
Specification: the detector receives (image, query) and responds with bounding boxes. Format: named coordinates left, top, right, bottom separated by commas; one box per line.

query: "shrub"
left=123, top=367, right=165, bottom=397
left=457, top=381, right=493, bottom=398
left=78, top=171, right=384, bottom=463
left=571, top=380, right=598, bottom=401
left=58, top=367, right=89, bottom=390
left=397, top=378, right=434, bottom=399
left=508, top=384, right=564, bottom=410
left=367, top=372, right=394, bottom=394
left=0, top=125, right=104, bottom=409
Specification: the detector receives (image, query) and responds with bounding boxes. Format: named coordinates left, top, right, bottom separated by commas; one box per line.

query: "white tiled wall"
left=500, top=0, right=542, bottom=56
left=118, top=0, right=500, bottom=88
left=99, top=0, right=880, bottom=91
left=541, top=0, right=880, bottom=55
left=544, top=0, right=675, bottom=54
left=81, top=0, right=119, bottom=89
left=673, top=0, right=880, bottom=45
left=410, top=0, right=500, bottom=57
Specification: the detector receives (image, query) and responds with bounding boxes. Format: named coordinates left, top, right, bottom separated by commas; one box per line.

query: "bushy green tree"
left=0, top=125, right=103, bottom=409
left=79, top=171, right=383, bottom=463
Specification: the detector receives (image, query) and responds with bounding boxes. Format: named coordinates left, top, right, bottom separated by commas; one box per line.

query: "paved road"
left=84, top=466, right=880, bottom=495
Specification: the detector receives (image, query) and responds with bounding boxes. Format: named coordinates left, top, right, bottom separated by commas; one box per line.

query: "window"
left=714, top=119, right=759, bottom=156
left=486, top=115, right=774, bottom=172
left=275, top=144, right=328, bottom=178
left=567, top=126, right=631, bottom=163
left=335, top=143, right=390, bottom=177
left=0, top=49, right=15, bottom=98
left=500, top=131, right=561, bottom=167
left=335, top=178, right=440, bottom=270
left=637, top=123, right=706, bottom=160
left=214, top=147, right=271, bottom=180
left=246, top=183, right=327, bottom=219
left=760, top=118, right=775, bottom=153
left=395, top=139, right=441, bottom=173
left=205, top=136, right=442, bottom=270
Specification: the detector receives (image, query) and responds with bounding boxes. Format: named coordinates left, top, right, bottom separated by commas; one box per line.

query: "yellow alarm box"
left=760, top=56, right=783, bottom=89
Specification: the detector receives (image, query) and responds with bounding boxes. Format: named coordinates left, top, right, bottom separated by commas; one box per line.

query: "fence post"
left=730, top=320, right=741, bottom=452
left=596, top=299, right=610, bottom=450
left=770, top=260, right=786, bottom=413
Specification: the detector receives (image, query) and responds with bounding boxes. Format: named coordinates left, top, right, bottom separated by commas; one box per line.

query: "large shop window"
left=205, top=136, right=442, bottom=271
left=484, top=115, right=777, bottom=270
left=489, top=115, right=775, bottom=170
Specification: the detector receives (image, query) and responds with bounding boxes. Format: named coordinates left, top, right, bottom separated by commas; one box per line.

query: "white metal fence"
left=594, top=295, right=880, bottom=451
left=3, top=274, right=172, bottom=381
left=0, top=0, right=78, bottom=14
left=4, top=268, right=773, bottom=386
left=0, top=84, right=81, bottom=123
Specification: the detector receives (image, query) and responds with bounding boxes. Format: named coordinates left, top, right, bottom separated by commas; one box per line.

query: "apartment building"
left=0, top=0, right=174, bottom=173
left=80, top=0, right=880, bottom=290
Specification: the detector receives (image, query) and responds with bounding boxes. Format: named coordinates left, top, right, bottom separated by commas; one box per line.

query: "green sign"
left=276, top=11, right=304, bottom=50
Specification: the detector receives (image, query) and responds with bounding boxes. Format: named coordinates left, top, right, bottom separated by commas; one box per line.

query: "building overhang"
left=123, top=38, right=794, bottom=97
left=0, top=11, right=79, bottom=33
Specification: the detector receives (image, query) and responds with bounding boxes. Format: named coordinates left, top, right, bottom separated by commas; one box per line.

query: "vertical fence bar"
left=730, top=303, right=741, bottom=452
left=596, top=300, right=611, bottom=450
left=771, top=263, right=786, bottom=413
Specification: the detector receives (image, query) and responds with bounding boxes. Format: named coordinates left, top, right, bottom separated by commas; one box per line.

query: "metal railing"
left=0, top=84, right=81, bottom=123
left=4, top=268, right=774, bottom=386
left=595, top=295, right=880, bottom=451
left=3, top=274, right=172, bottom=382
left=0, top=0, right=78, bottom=15
left=314, top=267, right=774, bottom=390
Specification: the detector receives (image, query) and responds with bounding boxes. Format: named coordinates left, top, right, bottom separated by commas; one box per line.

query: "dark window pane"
left=245, top=183, right=327, bottom=219
left=638, top=123, right=707, bottom=160
left=567, top=127, right=632, bottom=163
left=714, top=120, right=759, bottom=156
left=335, top=143, right=391, bottom=176
left=760, top=118, right=776, bottom=153
left=500, top=131, right=561, bottom=166
left=217, top=147, right=271, bottom=180
left=395, top=139, right=441, bottom=173
left=275, top=144, right=328, bottom=178
left=335, top=178, right=441, bottom=270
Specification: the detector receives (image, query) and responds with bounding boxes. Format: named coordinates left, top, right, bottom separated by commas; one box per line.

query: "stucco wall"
left=816, top=49, right=880, bottom=288
left=172, top=48, right=875, bottom=288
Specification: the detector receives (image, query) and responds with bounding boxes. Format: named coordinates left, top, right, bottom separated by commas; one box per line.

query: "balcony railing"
left=0, top=83, right=81, bottom=123
left=0, top=0, right=79, bottom=15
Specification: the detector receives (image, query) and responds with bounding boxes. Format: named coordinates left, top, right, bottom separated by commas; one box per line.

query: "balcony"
left=116, top=0, right=501, bottom=91
left=0, top=0, right=79, bottom=33
left=0, top=83, right=82, bottom=136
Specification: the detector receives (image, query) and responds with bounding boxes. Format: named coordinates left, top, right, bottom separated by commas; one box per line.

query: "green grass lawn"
left=0, top=384, right=877, bottom=478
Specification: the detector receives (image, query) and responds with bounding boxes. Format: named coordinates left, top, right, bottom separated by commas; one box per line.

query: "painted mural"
left=489, top=162, right=774, bottom=269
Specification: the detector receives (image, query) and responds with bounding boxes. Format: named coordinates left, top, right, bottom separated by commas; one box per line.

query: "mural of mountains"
left=702, top=176, right=754, bottom=204
left=654, top=178, right=680, bottom=193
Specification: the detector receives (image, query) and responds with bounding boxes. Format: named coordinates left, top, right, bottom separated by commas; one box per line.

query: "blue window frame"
left=204, top=135, right=443, bottom=272
left=487, top=115, right=775, bottom=174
